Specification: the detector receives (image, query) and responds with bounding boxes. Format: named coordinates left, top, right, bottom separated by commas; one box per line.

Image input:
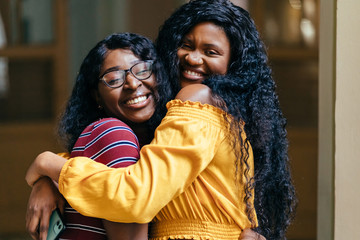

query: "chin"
left=180, top=80, right=203, bottom=88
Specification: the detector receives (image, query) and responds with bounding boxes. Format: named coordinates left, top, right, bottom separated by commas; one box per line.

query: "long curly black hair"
left=155, top=0, right=297, bottom=239
left=58, top=33, right=172, bottom=152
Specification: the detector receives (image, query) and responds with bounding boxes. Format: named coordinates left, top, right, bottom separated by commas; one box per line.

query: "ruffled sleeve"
left=59, top=100, right=228, bottom=223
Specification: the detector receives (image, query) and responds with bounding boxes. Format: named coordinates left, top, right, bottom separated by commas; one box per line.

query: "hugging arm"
left=240, top=229, right=267, bottom=240
left=26, top=87, right=222, bottom=222
left=25, top=85, right=265, bottom=239
left=58, top=106, right=221, bottom=222
left=103, top=221, right=148, bottom=240
left=26, top=177, right=65, bottom=240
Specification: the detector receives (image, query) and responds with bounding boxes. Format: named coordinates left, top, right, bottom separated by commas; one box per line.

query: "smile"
left=125, top=95, right=148, bottom=105
left=184, top=70, right=202, bottom=77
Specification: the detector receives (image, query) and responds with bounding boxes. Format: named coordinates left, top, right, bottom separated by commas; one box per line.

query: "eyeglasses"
left=99, top=60, right=153, bottom=88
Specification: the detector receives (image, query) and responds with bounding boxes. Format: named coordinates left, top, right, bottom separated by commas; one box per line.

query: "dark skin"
left=26, top=177, right=66, bottom=240
left=241, top=229, right=266, bottom=240
left=26, top=21, right=266, bottom=240
left=26, top=178, right=148, bottom=240
left=26, top=85, right=266, bottom=240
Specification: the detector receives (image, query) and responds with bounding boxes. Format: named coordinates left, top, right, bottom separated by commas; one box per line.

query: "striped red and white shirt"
left=59, top=118, right=140, bottom=239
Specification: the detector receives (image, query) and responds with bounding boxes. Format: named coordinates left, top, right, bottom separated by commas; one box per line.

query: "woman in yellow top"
left=26, top=0, right=296, bottom=239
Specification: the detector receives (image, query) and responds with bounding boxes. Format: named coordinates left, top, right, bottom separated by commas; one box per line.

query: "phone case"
left=47, top=209, right=66, bottom=240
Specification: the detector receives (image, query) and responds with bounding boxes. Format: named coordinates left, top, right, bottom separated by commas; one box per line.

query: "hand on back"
left=26, top=177, right=65, bottom=240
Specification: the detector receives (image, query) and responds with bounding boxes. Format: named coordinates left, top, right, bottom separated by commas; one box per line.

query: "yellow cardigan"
left=59, top=100, right=257, bottom=240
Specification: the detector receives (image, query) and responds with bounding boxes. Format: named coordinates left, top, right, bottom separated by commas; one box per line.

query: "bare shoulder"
left=175, top=84, right=214, bottom=105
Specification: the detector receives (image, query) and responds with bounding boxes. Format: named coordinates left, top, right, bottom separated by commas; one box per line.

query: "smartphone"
left=46, top=208, right=66, bottom=240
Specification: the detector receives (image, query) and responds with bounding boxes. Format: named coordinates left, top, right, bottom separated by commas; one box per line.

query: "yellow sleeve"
left=57, top=152, right=70, bottom=159
left=59, top=100, right=227, bottom=223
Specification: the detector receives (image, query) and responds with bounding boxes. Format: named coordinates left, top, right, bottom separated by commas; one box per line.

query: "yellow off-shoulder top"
left=59, top=100, right=257, bottom=240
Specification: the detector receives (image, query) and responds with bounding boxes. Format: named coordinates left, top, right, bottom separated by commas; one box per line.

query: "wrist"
left=40, top=151, right=66, bottom=183
left=35, top=151, right=50, bottom=178
left=26, top=151, right=52, bottom=187
left=26, top=151, right=66, bottom=186
left=32, top=176, right=49, bottom=187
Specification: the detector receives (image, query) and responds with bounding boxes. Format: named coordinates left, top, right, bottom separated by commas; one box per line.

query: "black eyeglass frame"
left=99, top=60, right=154, bottom=88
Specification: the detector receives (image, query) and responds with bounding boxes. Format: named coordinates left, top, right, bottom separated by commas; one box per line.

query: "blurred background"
left=0, top=0, right=358, bottom=239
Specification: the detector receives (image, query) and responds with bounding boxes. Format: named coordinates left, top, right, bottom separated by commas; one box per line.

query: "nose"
left=123, top=72, right=142, bottom=90
left=185, top=51, right=204, bottom=65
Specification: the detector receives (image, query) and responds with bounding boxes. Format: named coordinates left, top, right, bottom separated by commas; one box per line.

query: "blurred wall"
left=334, top=0, right=360, bottom=239
left=68, top=0, right=182, bottom=87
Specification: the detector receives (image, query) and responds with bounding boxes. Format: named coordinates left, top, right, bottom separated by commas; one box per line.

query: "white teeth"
left=185, top=70, right=201, bottom=77
left=126, top=95, right=147, bottom=105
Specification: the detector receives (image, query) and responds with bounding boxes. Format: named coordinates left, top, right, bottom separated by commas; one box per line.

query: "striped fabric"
left=59, top=118, right=140, bottom=239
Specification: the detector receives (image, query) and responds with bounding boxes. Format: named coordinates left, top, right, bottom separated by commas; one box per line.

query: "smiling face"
left=177, top=21, right=231, bottom=88
left=95, top=49, right=156, bottom=124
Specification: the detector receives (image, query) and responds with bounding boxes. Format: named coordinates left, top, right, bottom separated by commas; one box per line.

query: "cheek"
left=209, top=59, right=229, bottom=75
left=177, top=49, right=185, bottom=60
left=144, top=76, right=156, bottom=92
left=99, top=89, right=120, bottom=107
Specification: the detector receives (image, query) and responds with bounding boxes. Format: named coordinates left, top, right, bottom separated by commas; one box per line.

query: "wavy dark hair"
left=58, top=32, right=172, bottom=152
left=156, top=0, right=297, bottom=239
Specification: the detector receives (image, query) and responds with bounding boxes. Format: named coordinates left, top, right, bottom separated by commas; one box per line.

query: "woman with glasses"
left=25, top=32, right=171, bottom=240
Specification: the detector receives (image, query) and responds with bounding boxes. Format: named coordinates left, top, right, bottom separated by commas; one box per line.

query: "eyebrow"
left=182, top=37, right=191, bottom=42
left=203, top=43, right=222, bottom=49
left=100, top=66, right=121, bottom=77
left=100, top=59, right=142, bottom=76
left=182, top=37, right=226, bottom=52
left=203, top=43, right=227, bottom=55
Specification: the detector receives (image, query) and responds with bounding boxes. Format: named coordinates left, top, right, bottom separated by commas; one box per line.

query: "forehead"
left=183, top=21, right=229, bottom=44
left=101, top=49, right=140, bottom=70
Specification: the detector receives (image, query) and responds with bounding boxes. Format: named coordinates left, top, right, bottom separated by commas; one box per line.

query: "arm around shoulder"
left=175, top=84, right=215, bottom=105
left=25, top=151, right=67, bottom=186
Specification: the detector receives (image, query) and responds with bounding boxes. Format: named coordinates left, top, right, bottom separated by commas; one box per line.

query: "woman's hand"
left=25, top=151, right=67, bottom=186
left=26, top=177, right=66, bottom=240
left=240, top=229, right=266, bottom=240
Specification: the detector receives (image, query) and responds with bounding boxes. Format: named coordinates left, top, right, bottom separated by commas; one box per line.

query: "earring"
left=98, top=105, right=103, bottom=110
